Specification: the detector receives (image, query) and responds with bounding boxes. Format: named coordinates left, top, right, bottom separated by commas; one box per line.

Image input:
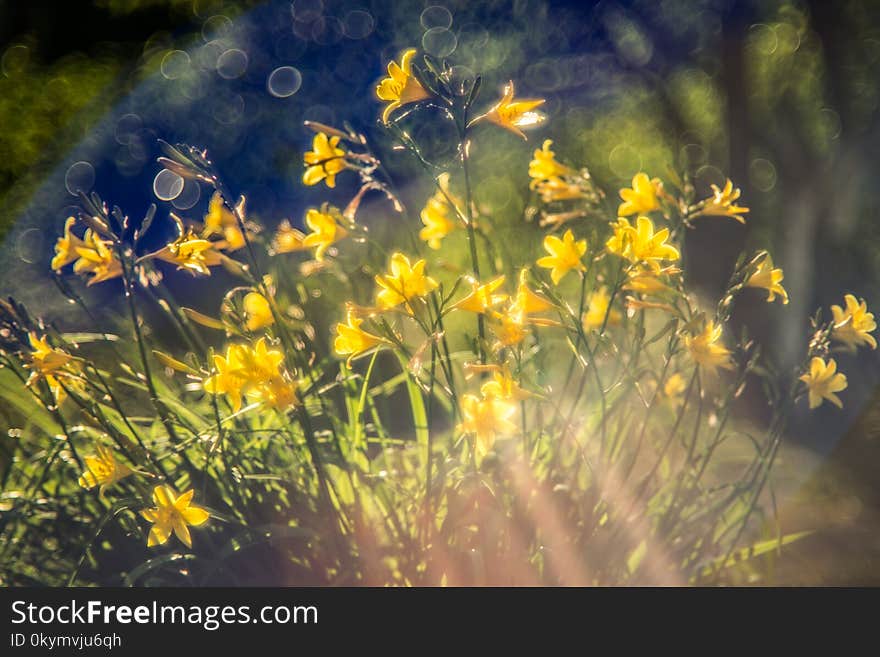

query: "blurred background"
left=1, top=0, right=879, bottom=583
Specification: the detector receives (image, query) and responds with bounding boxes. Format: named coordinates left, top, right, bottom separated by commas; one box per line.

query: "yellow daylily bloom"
left=202, top=191, right=248, bottom=252
left=140, top=486, right=209, bottom=549
left=694, top=179, right=748, bottom=223
left=536, top=228, right=587, bottom=284
left=51, top=217, right=85, bottom=271
left=474, top=80, right=546, bottom=140
left=419, top=173, right=462, bottom=250
left=155, top=228, right=223, bottom=276
left=303, top=132, right=347, bottom=188
left=375, top=252, right=438, bottom=311
left=529, top=140, right=571, bottom=186
left=453, top=276, right=508, bottom=314
left=582, top=287, right=621, bottom=330
left=243, top=292, right=275, bottom=331
left=73, top=229, right=123, bottom=285
left=24, top=332, right=81, bottom=404
left=489, top=311, right=528, bottom=351
left=684, top=320, right=735, bottom=376
left=233, top=337, right=286, bottom=383
left=746, top=253, right=788, bottom=304
left=510, top=269, right=555, bottom=316
left=623, top=266, right=677, bottom=296
left=663, top=372, right=688, bottom=408
left=618, top=172, right=661, bottom=217
left=481, top=369, right=530, bottom=402
left=831, top=294, right=877, bottom=350
left=271, top=219, right=309, bottom=255
left=375, top=48, right=430, bottom=124
left=203, top=346, right=248, bottom=412
left=606, top=216, right=679, bottom=272
left=333, top=309, right=387, bottom=365
left=78, top=444, right=134, bottom=494
left=247, top=376, right=300, bottom=412
left=302, top=207, right=347, bottom=261
left=534, top=177, right=589, bottom=203
left=458, top=392, right=518, bottom=461
left=800, top=357, right=847, bottom=409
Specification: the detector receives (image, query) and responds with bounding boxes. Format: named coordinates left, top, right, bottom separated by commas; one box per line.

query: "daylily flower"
left=536, top=229, right=587, bottom=284
left=302, top=207, right=347, bottom=261
left=800, top=356, right=847, bottom=409
left=375, top=252, right=438, bottom=312
left=473, top=80, right=546, bottom=140
left=458, top=391, right=518, bottom=461
left=489, top=311, right=529, bottom=351
left=154, top=228, right=223, bottom=276
left=51, top=217, right=85, bottom=271
left=606, top=216, right=679, bottom=272
left=684, top=320, right=735, bottom=376
left=529, top=140, right=571, bottom=186
left=453, top=276, right=508, bottom=314
left=480, top=369, right=530, bottom=402
left=831, top=294, right=877, bottom=350
left=419, top=173, right=462, bottom=250
left=618, top=173, right=662, bottom=217
left=334, top=309, right=387, bottom=365
left=140, top=486, right=209, bottom=548
left=78, top=444, right=134, bottom=494
left=243, top=292, right=275, bottom=331
left=303, top=132, right=347, bottom=188
left=271, top=219, right=309, bottom=255
left=73, top=229, right=123, bottom=285
left=509, top=269, right=555, bottom=316
left=534, top=177, right=590, bottom=203
left=202, top=192, right=248, bottom=252
left=203, top=345, right=248, bottom=412
left=24, top=332, right=81, bottom=403
left=746, top=253, right=788, bottom=304
left=247, top=376, right=299, bottom=411
left=375, top=48, right=430, bottom=124
left=663, top=372, right=688, bottom=408
left=582, top=287, right=621, bottom=330
left=693, top=179, right=749, bottom=223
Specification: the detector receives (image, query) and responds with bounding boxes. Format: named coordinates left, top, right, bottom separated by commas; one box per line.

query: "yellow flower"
left=202, top=192, right=247, bottom=252
left=375, top=48, right=431, bottom=124
left=510, top=269, right=555, bottom=316
left=831, top=294, right=877, bottom=350
left=623, top=266, right=677, bottom=296
left=618, top=172, right=662, bottom=217
left=73, top=229, right=123, bottom=285
left=233, top=337, right=286, bottom=383
left=800, top=357, right=847, bottom=409
left=746, top=253, right=788, bottom=304
left=529, top=140, right=571, bottom=186
left=375, top=252, right=439, bottom=311
left=474, top=80, right=546, bottom=140
left=453, top=276, right=508, bottom=314
left=334, top=309, right=387, bottom=364
left=25, top=333, right=81, bottom=404
left=247, top=376, right=299, bottom=412
left=534, top=177, right=589, bottom=203
left=419, top=173, right=462, bottom=250
left=140, top=486, right=209, bottom=548
left=303, top=132, right=347, bottom=188
left=271, top=219, right=309, bottom=255
left=489, top=311, right=528, bottom=351
left=684, top=320, right=735, bottom=376
left=536, top=228, right=587, bottom=284
left=243, top=292, right=275, bottom=331
left=203, top=346, right=247, bottom=412
left=51, top=217, right=85, bottom=271
left=582, top=287, right=621, bottom=330
left=458, top=392, right=518, bottom=461
left=663, top=373, right=687, bottom=408
left=78, top=444, right=133, bottom=494
left=481, top=370, right=530, bottom=402
left=695, top=179, right=748, bottom=223
left=155, top=228, right=223, bottom=276
left=606, top=216, right=679, bottom=272
left=302, top=207, right=347, bottom=261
